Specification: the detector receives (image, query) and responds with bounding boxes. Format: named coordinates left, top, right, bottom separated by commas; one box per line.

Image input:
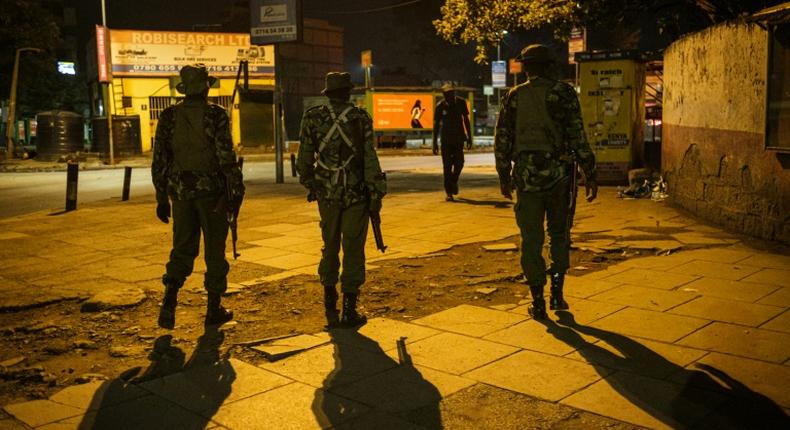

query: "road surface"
left=0, top=153, right=495, bottom=219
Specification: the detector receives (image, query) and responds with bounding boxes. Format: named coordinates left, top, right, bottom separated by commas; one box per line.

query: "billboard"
left=96, top=25, right=109, bottom=82
left=568, top=27, right=586, bottom=64
left=372, top=93, right=434, bottom=130
left=109, top=29, right=275, bottom=76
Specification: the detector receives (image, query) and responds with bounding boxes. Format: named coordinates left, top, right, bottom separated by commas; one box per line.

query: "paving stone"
left=0, top=232, right=29, bottom=240
left=250, top=333, right=330, bottom=361
left=600, top=268, right=699, bottom=290
left=591, top=307, right=710, bottom=343
left=51, top=395, right=209, bottom=429
left=670, top=352, right=790, bottom=409
left=330, top=318, right=440, bottom=353
left=672, top=232, right=732, bottom=246
left=465, top=349, right=606, bottom=402
left=330, top=364, right=473, bottom=414
left=578, top=264, right=632, bottom=280
left=412, top=304, right=526, bottom=337
left=679, top=277, right=779, bottom=303
left=615, top=253, right=698, bottom=271
left=257, top=343, right=397, bottom=388
left=141, top=358, right=291, bottom=416
left=762, top=310, right=790, bottom=333
left=331, top=410, right=427, bottom=430
left=0, top=418, right=29, bottom=429
left=738, top=253, right=790, bottom=270
left=740, top=268, right=790, bottom=287
left=590, top=285, right=698, bottom=312
left=483, top=319, right=598, bottom=356
left=49, top=380, right=148, bottom=411
left=668, top=296, right=785, bottom=327
left=255, top=253, right=320, bottom=270
left=758, top=287, right=790, bottom=307
left=682, top=248, right=756, bottom=264
left=563, top=276, right=621, bottom=299
left=390, top=332, right=518, bottom=375
left=561, top=373, right=725, bottom=430
left=212, top=382, right=368, bottom=430
left=236, top=246, right=292, bottom=263
left=669, top=260, right=761, bottom=281
left=3, top=400, right=83, bottom=428
left=565, top=336, right=707, bottom=379
left=677, top=322, right=790, bottom=363
left=489, top=303, right=516, bottom=311
left=80, top=287, right=146, bottom=312
left=482, top=243, right=518, bottom=252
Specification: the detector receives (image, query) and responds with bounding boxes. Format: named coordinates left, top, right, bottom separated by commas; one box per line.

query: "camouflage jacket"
left=297, top=100, right=387, bottom=208
left=152, top=98, right=244, bottom=203
left=494, top=76, right=596, bottom=192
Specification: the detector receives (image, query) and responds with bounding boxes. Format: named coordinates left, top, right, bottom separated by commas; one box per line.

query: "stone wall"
left=663, top=22, right=790, bottom=244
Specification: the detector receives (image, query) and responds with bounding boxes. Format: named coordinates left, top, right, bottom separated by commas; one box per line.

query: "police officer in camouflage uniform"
left=433, top=83, right=472, bottom=201
left=297, top=72, right=387, bottom=329
left=152, top=64, right=245, bottom=329
left=494, top=45, right=598, bottom=319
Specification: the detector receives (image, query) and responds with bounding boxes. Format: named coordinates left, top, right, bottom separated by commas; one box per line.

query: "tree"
left=434, top=0, right=785, bottom=63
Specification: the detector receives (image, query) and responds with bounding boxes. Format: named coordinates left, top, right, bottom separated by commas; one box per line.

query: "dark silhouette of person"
left=535, top=311, right=790, bottom=429
left=411, top=99, right=426, bottom=129
left=313, top=328, right=444, bottom=428
left=77, top=327, right=235, bottom=429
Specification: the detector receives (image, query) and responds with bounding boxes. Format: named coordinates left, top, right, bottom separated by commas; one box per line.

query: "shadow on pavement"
left=77, top=328, right=235, bottom=429
left=313, top=328, right=444, bottom=429
left=453, top=197, right=513, bottom=209
left=537, top=312, right=790, bottom=429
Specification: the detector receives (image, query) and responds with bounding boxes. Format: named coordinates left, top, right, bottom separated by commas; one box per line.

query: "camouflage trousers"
left=318, top=200, right=370, bottom=293
left=441, top=145, right=464, bottom=195
left=514, top=177, right=571, bottom=287
left=164, top=194, right=229, bottom=294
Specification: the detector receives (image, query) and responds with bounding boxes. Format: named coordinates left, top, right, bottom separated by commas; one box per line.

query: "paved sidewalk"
left=1, top=165, right=789, bottom=428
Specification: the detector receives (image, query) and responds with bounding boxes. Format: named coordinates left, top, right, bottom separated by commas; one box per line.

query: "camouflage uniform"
left=151, top=93, right=244, bottom=295
left=494, top=75, right=596, bottom=290
left=297, top=97, right=386, bottom=294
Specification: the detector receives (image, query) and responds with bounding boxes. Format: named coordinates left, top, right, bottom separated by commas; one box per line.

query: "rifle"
left=227, top=157, right=244, bottom=259
left=566, top=152, right=578, bottom=246
left=370, top=210, right=387, bottom=253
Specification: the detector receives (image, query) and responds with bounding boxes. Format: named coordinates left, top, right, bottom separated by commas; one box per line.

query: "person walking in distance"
left=433, top=83, right=472, bottom=201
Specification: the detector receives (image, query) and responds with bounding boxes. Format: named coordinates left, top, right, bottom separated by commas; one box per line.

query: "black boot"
left=340, top=293, right=367, bottom=328
left=528, top=284, right=548, bottom=320
left=158, top=280, right=181, bottom=330
left=549, top=273, right=569, bottom=311
left=324, top=285, right=340, bottom=330
left=205, top=293, right=233, bottom=326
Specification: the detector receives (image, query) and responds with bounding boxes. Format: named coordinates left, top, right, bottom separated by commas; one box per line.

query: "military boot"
left=158, top=279, right=181, bottom=330
left=549, top=273, right=569, bottom=310
left=205, top=293, right=233, bottom=326
left=340, top=293, right=367, bottom=328
left=324, top=285, right=340, bottom=330
left=528, top=284, right=548, bottom=320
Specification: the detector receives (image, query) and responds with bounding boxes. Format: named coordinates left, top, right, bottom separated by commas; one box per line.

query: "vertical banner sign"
left=250, top=0, right=302, bottom=45
left=568, top=27, right=586, bottom=64
left=96, top=25, right=109, bottom=82
left=361, top=50, right=372, bottom=68
left=492, top=61, right=507, bottom=88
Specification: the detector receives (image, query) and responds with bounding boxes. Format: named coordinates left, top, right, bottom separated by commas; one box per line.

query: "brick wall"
left=663, top=22, right=790, bottom=244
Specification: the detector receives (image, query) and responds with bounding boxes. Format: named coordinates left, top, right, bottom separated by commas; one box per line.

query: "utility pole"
left=101, top=0, right=115, bottom=165
left=274, top=45, right=284, bottom=184
left=5, top=47, right=42, bottom=159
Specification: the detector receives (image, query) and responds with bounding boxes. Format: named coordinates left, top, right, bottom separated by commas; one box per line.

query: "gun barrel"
left=370, top=212, right=387, bottom=253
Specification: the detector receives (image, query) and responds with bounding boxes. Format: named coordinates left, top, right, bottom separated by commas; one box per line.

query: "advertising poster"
left=250, top=0, right=301, bottom=44
left=372, top=93, right=434, bottom=130
left=492, top=61, right=507, bottom=88
left=109, top=30, right=275, bottom=76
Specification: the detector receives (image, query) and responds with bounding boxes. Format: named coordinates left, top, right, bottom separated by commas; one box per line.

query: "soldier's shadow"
left=312, top=327, right=444, bottom=429
left=77, top=327, right=235, bottom=430
left=537, top=311, right=790, bottom=429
